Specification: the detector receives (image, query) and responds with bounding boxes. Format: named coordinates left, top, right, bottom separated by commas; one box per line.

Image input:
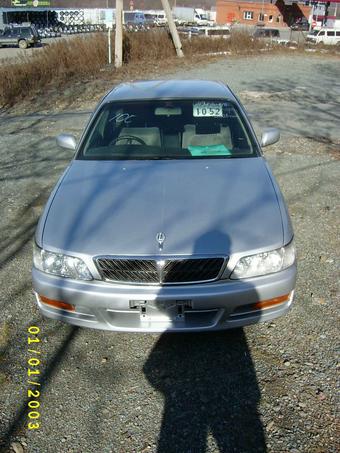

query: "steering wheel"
left=110, top=135, right=146, bottom=146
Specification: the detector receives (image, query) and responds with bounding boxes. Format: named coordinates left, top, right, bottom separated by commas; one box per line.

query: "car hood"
left=42, top=158, right=284, bottom=257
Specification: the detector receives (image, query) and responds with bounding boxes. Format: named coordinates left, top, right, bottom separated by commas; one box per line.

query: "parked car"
left=253, top=27, right=280, bottom=39
left=196, top=26, right=231, bottom=38
left=32, top=80, right=297, bottom=333
left=0, top=24, right=40, bottom=49
left=306, top=27, right=340, bottom=45
left=144, top=13, right=157, bottom=27
left=290, top=18, right=309, bottom=31
left=179, top=26, right=230, bottom=39
left=123, top=11, right=145, bottom=26
left=154, top=12, right=167, bottom=26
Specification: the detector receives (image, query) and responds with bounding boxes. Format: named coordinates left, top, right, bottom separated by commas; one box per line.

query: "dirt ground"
left=0, top=53, right=339, bottom=453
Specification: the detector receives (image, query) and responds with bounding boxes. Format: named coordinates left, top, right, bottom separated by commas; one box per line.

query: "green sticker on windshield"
left=188, top=144, right=232, bottom=156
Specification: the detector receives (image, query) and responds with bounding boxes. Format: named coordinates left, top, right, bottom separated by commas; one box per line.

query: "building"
left=310, top=1, right=340, bottom=28
left=216, top=0, right=312, bottom=28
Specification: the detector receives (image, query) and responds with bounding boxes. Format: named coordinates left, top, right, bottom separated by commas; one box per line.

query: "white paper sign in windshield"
left=193, top=103, right=223, bottom=118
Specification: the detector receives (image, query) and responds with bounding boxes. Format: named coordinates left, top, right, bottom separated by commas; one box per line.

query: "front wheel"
left=18, top=39, right=28, bottom=49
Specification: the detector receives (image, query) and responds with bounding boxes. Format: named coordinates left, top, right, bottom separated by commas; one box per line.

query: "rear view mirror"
left=261, top=128, right=280, bottom=147
left=56, top=133, right=77, bottom=151
left=154, top=107, right=182, bottom=116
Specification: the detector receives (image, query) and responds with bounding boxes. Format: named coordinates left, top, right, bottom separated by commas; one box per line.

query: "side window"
left=124, top=13, right=134, bottom=21
left=21, top=28, right=30, bottom=37
left=327, top=31, right=335, bottom=36
left=87, top=108, right=110, bottom=149
left=318, top=31, right=325, bottom=36
left=336, top=31, right=340, bottom=36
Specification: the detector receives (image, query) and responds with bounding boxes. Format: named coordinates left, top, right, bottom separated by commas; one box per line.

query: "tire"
left=18, top=39, right=28, bottom=49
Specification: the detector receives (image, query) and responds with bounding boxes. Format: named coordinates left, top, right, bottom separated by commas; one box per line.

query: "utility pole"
left=108, top=27, right=112, bottom=65
left=161, top=0, right=184, bottom=58
left=309, top=2, right=315, bottom=32
left=115, top=0, right=123, bottom=68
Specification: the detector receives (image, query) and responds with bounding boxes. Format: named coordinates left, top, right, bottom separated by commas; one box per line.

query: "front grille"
left=96, top=257, right=225, bottom=285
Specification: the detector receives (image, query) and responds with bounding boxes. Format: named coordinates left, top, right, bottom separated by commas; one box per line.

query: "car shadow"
left=33, top=42, right=50, bottom=48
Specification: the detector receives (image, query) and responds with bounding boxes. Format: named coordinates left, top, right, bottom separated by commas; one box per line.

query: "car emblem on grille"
left=156, top=232, right=166, bottom=250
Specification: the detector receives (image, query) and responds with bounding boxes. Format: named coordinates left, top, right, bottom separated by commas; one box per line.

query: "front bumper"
left=27, top=37, right=39, bottom=45
left=32, top=265, right=296, bottom=332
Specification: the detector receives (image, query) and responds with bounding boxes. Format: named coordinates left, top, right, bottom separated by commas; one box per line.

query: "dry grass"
left=123, top=30, right=177, bottom=61
left=0, top=31, right=181, bottom=107
left=183, top=30, right=264, bottom=55
left=0, top=29, right=337, bottom=108
left=0, top=34, right=108, bottom=106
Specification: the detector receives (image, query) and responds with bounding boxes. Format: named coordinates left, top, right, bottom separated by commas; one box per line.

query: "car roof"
left=104, top=80, right=235, bottom=103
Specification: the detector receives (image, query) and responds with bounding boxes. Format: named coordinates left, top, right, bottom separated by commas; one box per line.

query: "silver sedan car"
left=32, top=80, right=296, bottom=332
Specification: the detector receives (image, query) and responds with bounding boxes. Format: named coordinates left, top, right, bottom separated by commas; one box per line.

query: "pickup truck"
left=0, top=25, right=40, bottom=49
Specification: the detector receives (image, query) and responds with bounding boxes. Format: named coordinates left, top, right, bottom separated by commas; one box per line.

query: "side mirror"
left=56, top=133, right=77, bottom=151
left=261, top=128, right=280, bottom=147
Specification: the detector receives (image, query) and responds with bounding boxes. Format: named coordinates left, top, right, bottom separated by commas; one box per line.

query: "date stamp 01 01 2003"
left=27, top=326, right=42, bottom=430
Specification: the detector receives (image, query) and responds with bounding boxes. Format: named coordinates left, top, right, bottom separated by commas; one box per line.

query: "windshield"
left=78, top=99, right=259, bottom=160
left=124, top=12, right=135, bottom=20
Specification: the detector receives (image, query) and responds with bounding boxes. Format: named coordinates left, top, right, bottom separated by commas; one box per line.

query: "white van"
left=306, top=28, right=340, bottom=45
left=154, top=12, right=167, bottom=26
left=198, top=26, right=231, bottom=38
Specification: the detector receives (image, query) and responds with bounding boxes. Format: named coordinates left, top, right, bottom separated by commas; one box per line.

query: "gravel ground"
left=0, top=54, right=339, bottom=453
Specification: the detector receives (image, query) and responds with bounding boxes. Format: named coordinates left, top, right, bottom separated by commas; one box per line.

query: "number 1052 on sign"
left=193, top=103, right=223, bottom=117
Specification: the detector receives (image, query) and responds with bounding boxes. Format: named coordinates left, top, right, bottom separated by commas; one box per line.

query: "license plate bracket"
left=129, top=299, right=192, bottom=320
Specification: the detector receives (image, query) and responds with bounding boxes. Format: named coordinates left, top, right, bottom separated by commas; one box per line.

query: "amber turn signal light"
left=253, top=292, right=292, bottom=310
left=38, top=295, right=75, bottom=312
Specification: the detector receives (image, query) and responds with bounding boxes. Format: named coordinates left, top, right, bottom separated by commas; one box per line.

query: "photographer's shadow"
left=143, top=229, right=266, bottom=452
left=143, top=330, right=266, bottom=453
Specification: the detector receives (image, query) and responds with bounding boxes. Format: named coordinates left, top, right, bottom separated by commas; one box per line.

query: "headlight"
left=33, top=243, right=93, bottom=281
left=230, top=240, right=295, bottom=279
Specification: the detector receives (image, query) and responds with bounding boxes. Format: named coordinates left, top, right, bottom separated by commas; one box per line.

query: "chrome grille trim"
left=95, top=256, right=227, bottom=285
